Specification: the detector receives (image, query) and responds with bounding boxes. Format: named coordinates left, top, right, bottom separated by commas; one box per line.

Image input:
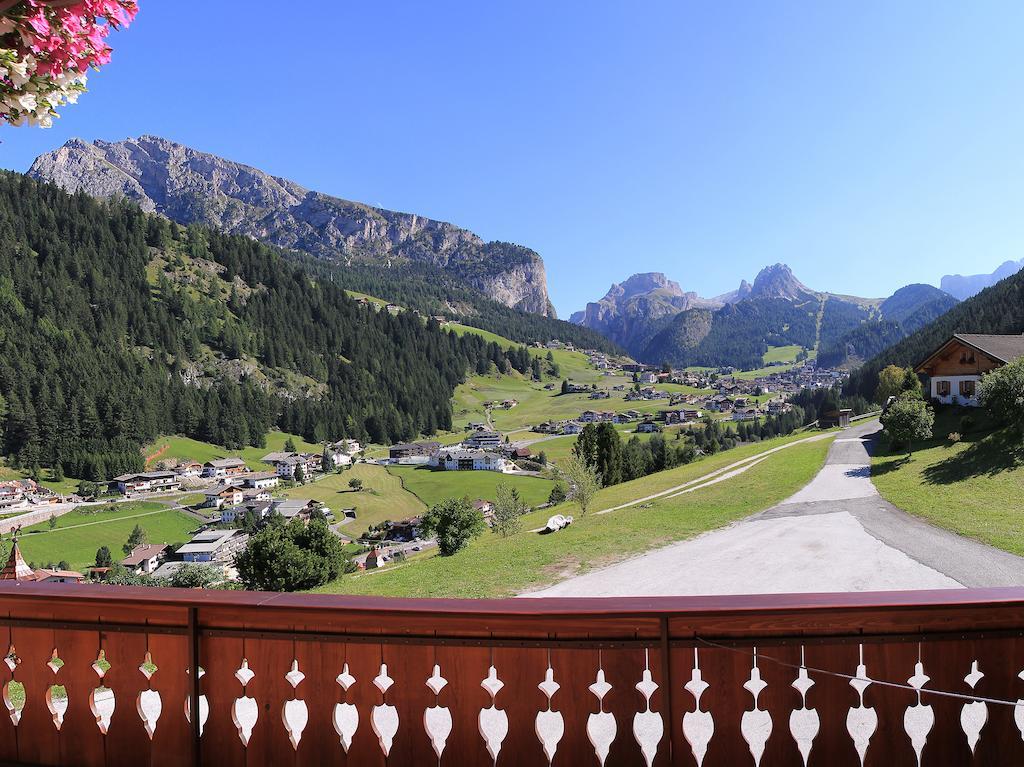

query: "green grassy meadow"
left=318, top=431, right=832, bottom=597
left=871, top=408, right=1024, bottom=556
left=1, top=502, right=196, bottom=571
left=145, top=431, right=322, bottom=470
left=388, top=465, right=554, bottom=508
left=282, top=464, right=426, bottom=529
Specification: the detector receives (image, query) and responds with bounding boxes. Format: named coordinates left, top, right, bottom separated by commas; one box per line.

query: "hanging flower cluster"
left=1, top=0, right=138, bottom=127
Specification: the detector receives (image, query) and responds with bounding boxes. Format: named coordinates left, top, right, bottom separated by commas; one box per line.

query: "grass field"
left=762, top=344, right=803, bottom=365
left=317, top=431, right=832, bottom=597
left=871, top=408, right=1024, bottom=556
left=282, top=464, right=425, bottom=530
left=388, top=465, right=554, bottom=508
left=1, top=502, right=196, bottom=571
left=144, top=431, right=322, bottom=470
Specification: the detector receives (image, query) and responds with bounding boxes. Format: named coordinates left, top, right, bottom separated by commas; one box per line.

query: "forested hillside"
left=641, top=298, right=819, bottom=369
left=325, top=262, right=620, bottom=354
left=0, top=173, right=538, bottom=479
left=845, top=270, right=1024, bottom=399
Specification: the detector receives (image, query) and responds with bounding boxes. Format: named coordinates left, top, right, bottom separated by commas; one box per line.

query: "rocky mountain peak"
left=748, top=263, right=813, bottom=301
left=28, top=136, right=554, bottom=316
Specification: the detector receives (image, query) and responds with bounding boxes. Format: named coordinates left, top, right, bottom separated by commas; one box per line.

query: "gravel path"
left=526, top=421, right=1024, bottom=597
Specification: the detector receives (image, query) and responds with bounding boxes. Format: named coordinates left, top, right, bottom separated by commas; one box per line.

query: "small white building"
left=204, top=484, right=244, bottom=509
left=202, top=458, right=247, bottom=478
left=120, top=544, right=169, bottom=575
left=176, top=529, right=248, bottom=563
left=110, top=471, right=181, bottom=495
left=437, top=450, right=512, bottom=472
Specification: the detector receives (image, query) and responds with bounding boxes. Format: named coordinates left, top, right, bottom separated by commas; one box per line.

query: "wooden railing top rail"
left=1, top=582, right=1023, bottom=616
left=0, top=583, right=1023, bottom=643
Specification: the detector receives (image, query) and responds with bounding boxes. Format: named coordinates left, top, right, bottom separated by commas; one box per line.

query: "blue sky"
left=3, top=1, right=1024, bottom=317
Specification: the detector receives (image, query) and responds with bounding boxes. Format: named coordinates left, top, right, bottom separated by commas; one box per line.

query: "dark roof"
left=954, top=334, right=1024, bottom=364
left=121, top=544, right=169, bottom=566
left=916, top=333, right=1024, bottom=372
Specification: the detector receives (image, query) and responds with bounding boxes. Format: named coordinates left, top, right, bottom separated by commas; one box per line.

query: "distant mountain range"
left=571, top=264, right=958, bottom=370
left=847, top=262, right=1024, bottom=399
left=28, top=135, right=556, bottom=316
left=940, top=259, right=1024, bottom=300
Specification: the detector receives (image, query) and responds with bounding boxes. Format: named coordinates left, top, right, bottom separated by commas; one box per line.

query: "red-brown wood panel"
left=862, top=640, right=916, bottom=767
left=0, top=623, right=20, bottom=766
left=490, top=645, right=549, bottom=767
left=599, top=646, right=648, bottom=767
left=10, top=624, right=61, bottom=766
left=147, top=631, right=192, bottom=767
left=378, top=641, right=436, bottom=764
left=970, top=637, right=1024, bottom=766
left=434, top=643, right=492, bottom=766
left=337, top=641, right=386, bottom=767
left=100, top=628, right=153, bottom=765
left=804, top=642, right=860, bottom=767
left=55, top=628, right=107, bottom=767
left=547, top=646, right=600, bottom=767
left=290, top=637, right=340, bottom=765
left=198, top=633, right=246, bottom=767
left=234, top=636, right=296, bottom=767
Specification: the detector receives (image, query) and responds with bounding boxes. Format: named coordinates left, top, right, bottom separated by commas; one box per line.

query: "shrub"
left=948, top=432, right=961, bottom=444
left=959, top=414, right=976, bottom=433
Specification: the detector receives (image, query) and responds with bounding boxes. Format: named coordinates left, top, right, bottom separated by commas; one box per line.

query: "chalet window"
left=959, top=380, right=976, bottom=397
left=936, top=380, right=951, bottom=396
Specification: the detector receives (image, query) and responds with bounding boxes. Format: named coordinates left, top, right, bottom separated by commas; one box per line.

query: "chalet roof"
left=205, top=484, right=243, bottom=497
left=112, top=470, right=177, bottom=482
left=954, top=334, right=1024, bottom=364
left=204, top=458, right=246, bottom=468
left=31, top=568, right=84, bottom=581
left=916, top=333, right=1024, bottom=372
left=121, top=544, right=169, bottom=566
left=0, top=540, right=34, bottom=581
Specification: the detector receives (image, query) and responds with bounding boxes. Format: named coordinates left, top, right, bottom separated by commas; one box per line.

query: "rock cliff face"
left=29, top=135, right=555, bottom=316
left=568, top=272, right=719, bottom=352
left=940, top=259, right=1024, bottom=301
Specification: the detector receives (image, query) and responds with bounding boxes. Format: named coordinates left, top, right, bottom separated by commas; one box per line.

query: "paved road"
left=527, top=421, right=1024, bottom=597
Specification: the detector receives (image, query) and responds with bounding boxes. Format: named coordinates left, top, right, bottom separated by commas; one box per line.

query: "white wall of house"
left=930, top=375, right=981, bottom=406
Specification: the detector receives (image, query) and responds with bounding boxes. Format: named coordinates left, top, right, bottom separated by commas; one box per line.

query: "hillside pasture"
left=388, top=465, right=554, bottom=508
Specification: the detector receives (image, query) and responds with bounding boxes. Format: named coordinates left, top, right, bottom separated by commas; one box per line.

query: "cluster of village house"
left=386, top=429, right=531, bottom=473
left=108, top=439, right=362, bottom=500
left=530, top=361, right=849, bottom=437
left=0, top=478, right=60, bottom=513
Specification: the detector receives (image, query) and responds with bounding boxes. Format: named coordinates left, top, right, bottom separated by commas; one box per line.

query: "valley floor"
left=527, top=420, right=1024, bottom=596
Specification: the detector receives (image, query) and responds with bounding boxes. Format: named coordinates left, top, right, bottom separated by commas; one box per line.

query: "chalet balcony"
left=0, top=583, right=1021, bottom=766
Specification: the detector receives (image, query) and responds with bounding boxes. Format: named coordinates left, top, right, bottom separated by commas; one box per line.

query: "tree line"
left=0, top=172, right=540, bottom=478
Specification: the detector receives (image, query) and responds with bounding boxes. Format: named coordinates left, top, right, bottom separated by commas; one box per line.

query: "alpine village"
left=2, top=3, right=1024, bottom=766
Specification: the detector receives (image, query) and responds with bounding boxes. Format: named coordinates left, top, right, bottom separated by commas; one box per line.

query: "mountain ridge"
left=572, top=264, right=958, bottom=369
left=28, top=135, right=556, bottom=317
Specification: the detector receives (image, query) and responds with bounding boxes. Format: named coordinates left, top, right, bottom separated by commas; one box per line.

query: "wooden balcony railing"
left=0, top=583, right=1022, bottom=766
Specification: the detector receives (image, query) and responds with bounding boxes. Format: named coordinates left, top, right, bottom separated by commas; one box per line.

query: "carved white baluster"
left=587, top=663, right=617, bottom=767
left=789, top=647, right=819, bottom=766
left=136, top=652, right=162, bottom=740
left=535, top=662, right=564, bottom=765
left=903, top=651, right=933, bottom=766
left=960, top=661, right=987, bottom=753
left=479, top=665, right=508, bottom=764
left=183, top=666, right=209, bottom=737
left=282, top=660, right=308, bottom=750
left=89, top=649, right=115, bottom=735
left=633, top=649, right=664, bottom=767
left=333, top=663, right=358, bottom=752
left=46, top=650, right=67, bottom=731
left=371, top=664, right=399, bottom=756
left=682, top=648, right=714, bottom=767
left=741, top=648, right=772, bottom=767
left=424, top=664, right=453, bottom=760
left=846, top=644, right=877, bottom=767
left=3, top=645, right=21, bottom=726
left=232, top=659, right=258, bottom=746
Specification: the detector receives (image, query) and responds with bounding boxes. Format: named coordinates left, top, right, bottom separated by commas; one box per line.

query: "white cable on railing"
left=695, top=636, right=1024, bottom=708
